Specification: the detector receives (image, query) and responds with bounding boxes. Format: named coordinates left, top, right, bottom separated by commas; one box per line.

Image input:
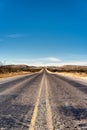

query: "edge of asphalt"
left=0, top=69, right=43, bottom=85
left=46, top=69, right=87, bottom=86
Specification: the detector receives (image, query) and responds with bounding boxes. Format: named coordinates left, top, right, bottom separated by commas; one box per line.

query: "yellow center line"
left=45, top=76, right=54, bottom=130
left=29, top=76, right=44, bottom=130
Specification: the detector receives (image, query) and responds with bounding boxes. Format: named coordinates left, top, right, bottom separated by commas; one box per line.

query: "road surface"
left=0, top=69, right=87, bottom=130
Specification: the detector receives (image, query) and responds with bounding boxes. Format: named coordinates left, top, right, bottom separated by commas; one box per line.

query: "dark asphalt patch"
left=59, top=105, right=87, bottom=120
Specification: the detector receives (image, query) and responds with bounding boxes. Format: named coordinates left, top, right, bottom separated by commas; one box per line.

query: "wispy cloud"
left=28, top=57, right=61, bottom=66
left=6, top=56, right=87, bottom=66
left=25, top=61, right=87, bottom=66
left=60, top=61, right=87, bottom=66
left=9, top=57, right=62, bottom=66
left=36, top=57, right=61, bottom=62
left=7, top=34, right=24, bottom=38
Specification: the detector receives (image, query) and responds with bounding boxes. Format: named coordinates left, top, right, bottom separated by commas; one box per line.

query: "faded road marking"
left=45, top=77, right=53, bottom=130
left=29, top=75, right=44, bottom=130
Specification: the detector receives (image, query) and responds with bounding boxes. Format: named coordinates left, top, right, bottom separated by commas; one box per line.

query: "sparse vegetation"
left=47, top=65, right=87, bottom=73
left=0, top=64, right=42, bottom=78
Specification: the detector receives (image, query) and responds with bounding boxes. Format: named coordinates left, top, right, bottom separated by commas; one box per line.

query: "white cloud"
left=59, top=61, right=87, bottom=66
left=8, top=57, right=62, bottom=66
left=6, top=57, right=87, bottom=66
left=33, top=61, right=87, bottom=66
left=37, top=57, right=61, bottom=62
left=7, top=34, right=24, bottom=38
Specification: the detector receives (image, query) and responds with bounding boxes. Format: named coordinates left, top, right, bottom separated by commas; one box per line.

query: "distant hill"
left=47, top=65, right=87, bottom=73
left=0, top=64, right=42, bottom=73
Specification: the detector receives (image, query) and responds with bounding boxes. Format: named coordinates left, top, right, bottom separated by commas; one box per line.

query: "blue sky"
left=0, top=0, right=87, bottom=66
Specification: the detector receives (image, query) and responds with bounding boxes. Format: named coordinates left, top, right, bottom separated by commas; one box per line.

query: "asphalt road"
left=0, top=69, right=87, bottom=130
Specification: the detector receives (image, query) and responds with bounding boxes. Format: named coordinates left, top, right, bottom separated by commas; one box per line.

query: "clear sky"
left=0, top=0, right=87, bottom=66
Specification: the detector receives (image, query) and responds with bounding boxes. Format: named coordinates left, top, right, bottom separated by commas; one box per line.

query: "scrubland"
left=47, top=65, right=87, bottom=79
left=0, top=65, right=41, bottom=78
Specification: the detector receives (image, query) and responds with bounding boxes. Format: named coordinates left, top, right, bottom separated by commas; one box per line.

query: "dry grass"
left=0, top=71, right=30, bottom=78
left=0, top=65, right=42, bottom=78
left=57, top=72, right=87, bottom=79
left=47, top=65, right=87, bottom=79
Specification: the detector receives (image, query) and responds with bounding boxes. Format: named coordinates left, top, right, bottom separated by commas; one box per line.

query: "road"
left=0, top=69, right=87, bottom=130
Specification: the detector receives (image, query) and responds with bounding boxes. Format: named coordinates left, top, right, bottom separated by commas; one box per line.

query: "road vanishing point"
left=0, top=69, right=87, bottom=130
